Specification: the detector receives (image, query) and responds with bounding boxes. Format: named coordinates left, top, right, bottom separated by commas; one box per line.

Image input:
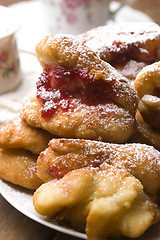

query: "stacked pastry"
left=78, top=22, right=160, bottom=82
left=133, top=61, right=160, bottom=151
left=1, top=23, right=160, bottom=240
left=0, top=116, right=53, bottom=189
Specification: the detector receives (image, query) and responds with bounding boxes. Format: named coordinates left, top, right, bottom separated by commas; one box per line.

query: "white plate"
left=1, top=178, right=160, bottom=240
left=0, top=179, right=87, bottom=239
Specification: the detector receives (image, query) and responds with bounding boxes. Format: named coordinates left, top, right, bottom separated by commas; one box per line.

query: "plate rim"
left=0, top=179, right=87, bottom=239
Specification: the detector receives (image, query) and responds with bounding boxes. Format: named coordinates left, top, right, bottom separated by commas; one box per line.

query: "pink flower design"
left=49, top=0, right=55, bottom=4
left=60, top=1, right=68, bottom=14
left=61, top=0, right=91, bottom=12
left=66, top=13, right=77, bottom=24
left=0, top=50, right=16, bottom=78
left=0, top=50, right=9, bottom=62
left=65, top=0, right=82, bottom=10
left=60, top=0, right=91, bottom=25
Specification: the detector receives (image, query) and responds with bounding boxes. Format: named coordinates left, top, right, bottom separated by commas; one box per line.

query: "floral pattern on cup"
left=0, top=50, right=16, bottom=79
left=0, top=34, right=20, bottom=94
left=0, top=6, right=21, bottom=94
left=40, top=0, right=112, bottom=35
left=60, top=0, right=91, bottom=25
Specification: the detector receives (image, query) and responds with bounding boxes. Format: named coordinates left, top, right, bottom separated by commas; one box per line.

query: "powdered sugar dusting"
left=78, top=22, right=160, bottom=64
left=49, top=138, right=160, bottom=194
left=36, top=34, right=138, bottom=117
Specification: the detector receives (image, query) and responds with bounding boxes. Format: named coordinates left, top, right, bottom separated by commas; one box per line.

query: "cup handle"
left=108, top=0, right=134, bottom=20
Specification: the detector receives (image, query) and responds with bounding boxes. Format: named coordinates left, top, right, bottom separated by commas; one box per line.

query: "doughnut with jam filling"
left=78, top=23, right=160, bottom=81
left=134, top=61, right=160, bottom=151
left=33, top=164, right=160, bottom=240
left=37, top=138, right=160, bottom=196
left=21, top=34, right=137, bottom=143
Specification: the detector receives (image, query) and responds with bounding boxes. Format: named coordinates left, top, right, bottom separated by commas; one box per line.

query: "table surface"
left=0, top=194, right=55, bottom=240
left=0, top=1, right=158, bottom=240
left=0, top=193, right=82, bottom=240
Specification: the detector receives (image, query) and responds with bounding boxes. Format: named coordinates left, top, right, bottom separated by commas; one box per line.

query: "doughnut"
left=134, top=61, right=160, bottom=150
left=37, top=138, right=160, bottom=195
left=21, top=34, right=137, bottom=143
left=133, top=111, right=160, bottom=151
left=33, top=164, right=160, bottom=239
left=78, top=23, right=160, bottom=81
left=0, top=116, right=53, bottom=154
left=0, top=117, right=50, bottom=188
left=0, top=25, right=160, bottom=239
left=0, top=148, right=43, bottom=189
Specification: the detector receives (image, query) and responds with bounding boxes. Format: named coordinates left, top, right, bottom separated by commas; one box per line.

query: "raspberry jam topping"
left=46, top=158, right=104, bottom=179
left=107, top=40, right=157, bottom=65
left=46, top=164, right=65, bottom=179
left=37, top=65, right=115, bottom=120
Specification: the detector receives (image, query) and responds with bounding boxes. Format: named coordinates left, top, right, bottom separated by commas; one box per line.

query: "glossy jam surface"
left=37, top=65, right=115, bottom=120
left=107, top=40, right=157, bottom=65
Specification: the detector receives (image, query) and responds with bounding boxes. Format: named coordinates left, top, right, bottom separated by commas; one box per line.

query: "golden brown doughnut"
left=78, top=23, right=160, bottom=81
left=0, top=148, right=43, bottom=189
left=134, top=61, right=160, bottom=150
left=133, top=111, right=160, bottom=151
left=33, top=164, right=160, bottom=240
left=0, top=116, right=53, bottom=154
left=37, top=138, right=160, bottom=195
left=21, top=34, right=137, bottom=143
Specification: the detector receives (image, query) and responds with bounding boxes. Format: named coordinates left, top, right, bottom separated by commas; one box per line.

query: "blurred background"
left=1, top=0, right=160, bottom=25
left=0, top=0, right=159, bottom=53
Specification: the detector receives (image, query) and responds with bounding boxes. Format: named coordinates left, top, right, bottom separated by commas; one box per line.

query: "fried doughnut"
left=0, top=148, right=43, bottom=189
left=33, top=165, right=160, bottom=240
left=37, top=138, right=160, bottom=195
left=21, top=34, right=137, bottom=143
left=134, top=61, right=160, bottom=150
left=133, top=111, right=160, bottom=151
left=0, top=116, right=53, bottom=154
left=78, top=23, right=160, bottom=81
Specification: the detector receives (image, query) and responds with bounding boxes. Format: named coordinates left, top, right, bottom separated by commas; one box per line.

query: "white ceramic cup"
left=40, top=0, right=127, bottom=35
left=0, top=6, right=21, bottom=94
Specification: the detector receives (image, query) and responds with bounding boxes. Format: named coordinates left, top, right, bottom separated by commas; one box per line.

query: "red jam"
left=154, top=87, right=160, bottom=97
left=37, top=65, right=115, bottom=120
left=106, top=40, right=157, bottom=65
left=46, top=164, right=65, bottom=179
left=46, top=158, right=104, bottom=179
